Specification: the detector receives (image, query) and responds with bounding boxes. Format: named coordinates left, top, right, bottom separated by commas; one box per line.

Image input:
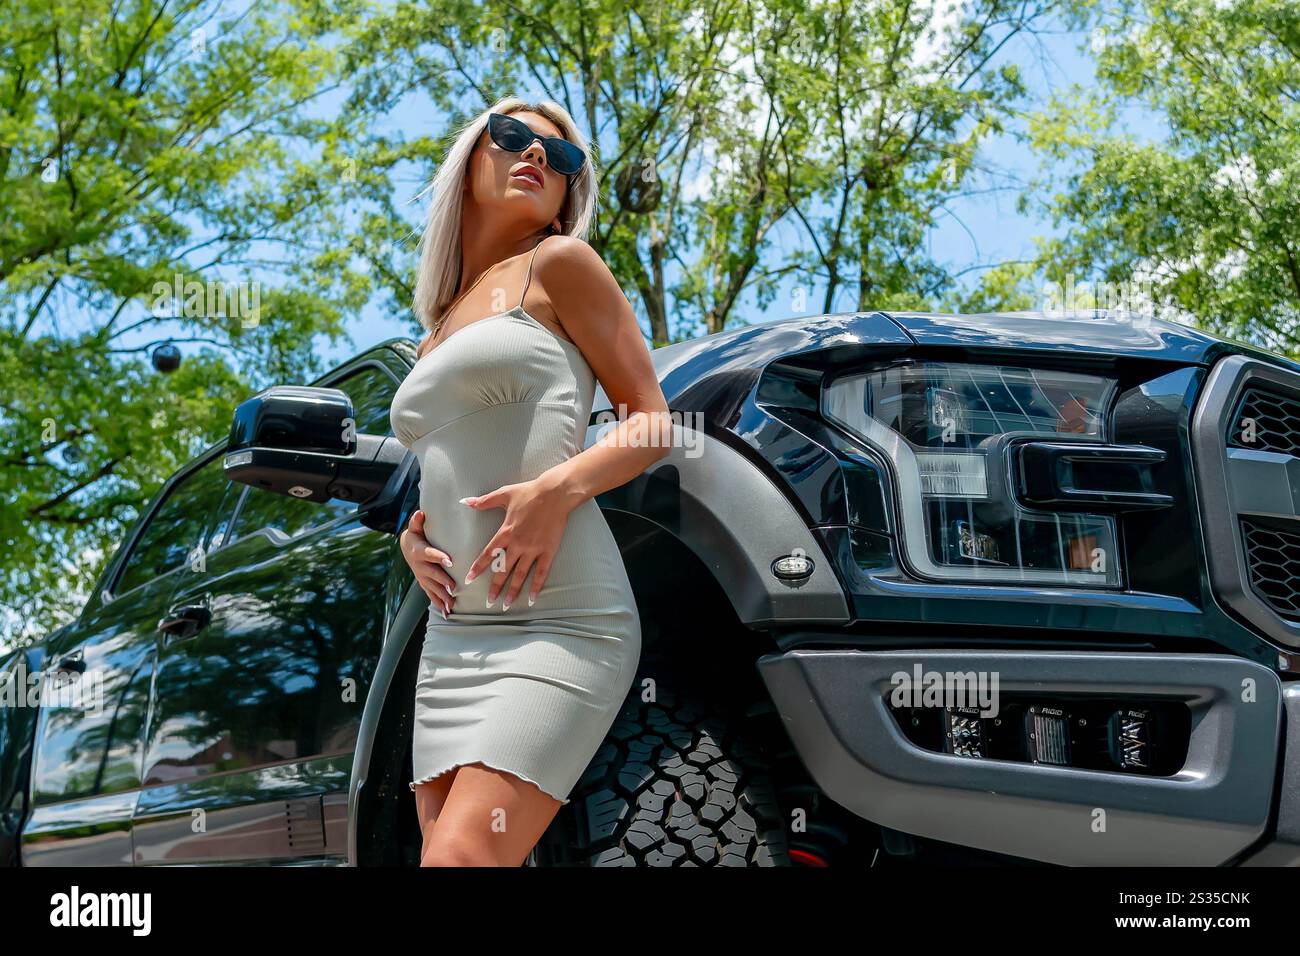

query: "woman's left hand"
left=459, top=477, right=577, bottom=609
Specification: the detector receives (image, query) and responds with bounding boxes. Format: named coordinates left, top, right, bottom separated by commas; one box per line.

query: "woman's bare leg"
left=413, top=770, right=458, bottom=859
left=419, top=762, right=563, bottom=867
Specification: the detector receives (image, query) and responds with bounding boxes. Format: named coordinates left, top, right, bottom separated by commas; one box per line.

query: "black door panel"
left=22, top=450, right=239, bottom=866
left=134, top=365, right=397, bottom=863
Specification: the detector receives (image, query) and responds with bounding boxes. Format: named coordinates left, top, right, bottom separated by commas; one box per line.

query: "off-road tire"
left=531, top=683, right=791, bottom=866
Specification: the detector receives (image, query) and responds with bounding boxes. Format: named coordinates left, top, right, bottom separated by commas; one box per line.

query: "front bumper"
left=757, top=646, right=1285, bottom=866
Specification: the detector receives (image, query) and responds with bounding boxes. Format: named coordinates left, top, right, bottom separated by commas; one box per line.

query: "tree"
left=1011, top=0, right=1300, bottom=352
left=345, top=0, right=761, bottom=344
left=762, top=0, right=1055, bottom=318
left=351, top=0, right=1058, bottom=341
left=0, top=0, right=374, bottom=643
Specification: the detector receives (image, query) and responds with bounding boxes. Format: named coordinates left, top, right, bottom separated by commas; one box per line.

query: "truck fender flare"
left=585, top=422, right=848, bottom=628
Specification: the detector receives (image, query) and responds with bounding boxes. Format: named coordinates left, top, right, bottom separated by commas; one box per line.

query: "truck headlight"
left=823, top=361, right=1122, bottom=586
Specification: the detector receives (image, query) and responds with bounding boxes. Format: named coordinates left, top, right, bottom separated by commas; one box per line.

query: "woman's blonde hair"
left=410, top=96, right=599, bottom=334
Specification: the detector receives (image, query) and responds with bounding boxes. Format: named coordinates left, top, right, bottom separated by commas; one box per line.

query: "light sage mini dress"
left=388, top=238, right=642, bottom=805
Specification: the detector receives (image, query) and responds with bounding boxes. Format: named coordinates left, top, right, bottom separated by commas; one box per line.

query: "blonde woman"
left=388, top=96, right=671, bottom=867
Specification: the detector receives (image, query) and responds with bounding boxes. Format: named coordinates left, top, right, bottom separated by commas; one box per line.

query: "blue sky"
left=925, top=25, right=1094, bottom=281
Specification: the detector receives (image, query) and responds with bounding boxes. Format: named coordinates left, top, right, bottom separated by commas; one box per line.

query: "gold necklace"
left=433, top=263, right=494, bottom=344
left=433, top=236, right=547, bottom=343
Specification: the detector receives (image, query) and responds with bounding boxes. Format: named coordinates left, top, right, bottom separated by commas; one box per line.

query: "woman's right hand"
left=399, top=509, right=457, bottom=619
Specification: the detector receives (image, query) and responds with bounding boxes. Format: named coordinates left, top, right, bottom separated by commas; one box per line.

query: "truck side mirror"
left=222, top=385, right=413, bottom=523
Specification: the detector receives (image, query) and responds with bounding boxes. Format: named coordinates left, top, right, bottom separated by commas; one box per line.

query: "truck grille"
left=1241, top=519, right=1300, bottom=620
left=1228, top=387, right=1300, bottom=456
left=1191, top=354, right=1300, bottom=649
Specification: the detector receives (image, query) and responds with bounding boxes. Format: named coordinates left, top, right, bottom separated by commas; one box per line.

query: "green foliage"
left=757, top=0, right=1046, bottom=320
left=1001, top=0, right=1300, bottom=351
left=0, top=0, right=375, bottom=641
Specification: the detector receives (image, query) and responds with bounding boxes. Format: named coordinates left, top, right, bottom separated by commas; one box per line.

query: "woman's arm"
left=460, top=236, right=672, bottom=607
left=530, top=236, right=672, bottom=505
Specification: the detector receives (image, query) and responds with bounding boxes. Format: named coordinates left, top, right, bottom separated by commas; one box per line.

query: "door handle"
left=50, top=649, right=85, bottom=674
left=158, top=602, right=212, bottom=642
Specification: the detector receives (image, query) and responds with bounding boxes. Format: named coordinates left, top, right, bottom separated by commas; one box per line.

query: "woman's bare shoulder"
left=534, top=234, right=608, bottom=282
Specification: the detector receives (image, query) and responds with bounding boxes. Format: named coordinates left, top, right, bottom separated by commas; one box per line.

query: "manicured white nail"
left=442, top=557, right=453, bottom=568
left=502, top=602, right=510, bottom=611
left=528, top=595, right=535, bottom=606
left=441, top=605, right=448, bottom=621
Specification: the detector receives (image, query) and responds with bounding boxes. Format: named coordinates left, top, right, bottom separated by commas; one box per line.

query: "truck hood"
left=592, top=309, right=1298, bottom=413
left=881, top=310, right=1230, bottom=363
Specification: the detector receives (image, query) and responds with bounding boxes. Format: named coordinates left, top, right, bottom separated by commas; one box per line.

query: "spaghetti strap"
left=518, top=236, right=548, bottom=309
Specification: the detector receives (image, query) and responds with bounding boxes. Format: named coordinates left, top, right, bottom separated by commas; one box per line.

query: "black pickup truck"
left=3, top=309, right=1299, bottom=867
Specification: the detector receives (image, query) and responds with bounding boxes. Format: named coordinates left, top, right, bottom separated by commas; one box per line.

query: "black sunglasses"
left=486, top=112, right=586, bottom=178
